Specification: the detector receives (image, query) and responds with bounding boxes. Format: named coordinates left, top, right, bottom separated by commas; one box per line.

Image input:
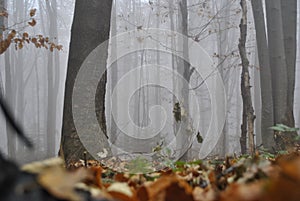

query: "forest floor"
left=2, top=148, right=300, bottom=201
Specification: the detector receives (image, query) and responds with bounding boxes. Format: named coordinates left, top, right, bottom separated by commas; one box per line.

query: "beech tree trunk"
left=60, top=0, right=113, bottom=165
left=281, top=0, right=297, bottom=128
left=251, top=0, right=275, bottom=150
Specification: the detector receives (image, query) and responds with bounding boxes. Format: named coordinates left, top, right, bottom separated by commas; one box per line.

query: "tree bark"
left=265, top=0, right=287, bottom=124
left=281, top=0, right=297, bottom=128
left=61, top=0, right=113, bottom=165
left=251, top=0, right=275, bottom=150
left=239, top=0, right=255, bottom=155
left=46, top=0, right=60, bottom=157
left=265, top=0, right=296, bottom=149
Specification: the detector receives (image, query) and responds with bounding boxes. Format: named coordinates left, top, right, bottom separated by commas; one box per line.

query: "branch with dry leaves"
left=0, top=8, right=62, bottom=54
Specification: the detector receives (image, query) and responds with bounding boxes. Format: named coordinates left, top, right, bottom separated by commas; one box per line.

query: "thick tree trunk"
left=281, top=0, right=297, bottom=128
left=265, top=0, right=296, bottom=149
left=61, top=0, right=113, bottom=165
left=265, top=0, right=288, bottom=124
left=251, top=0, right=275, bottom=150
left=239, top=0, right=255, bottom=155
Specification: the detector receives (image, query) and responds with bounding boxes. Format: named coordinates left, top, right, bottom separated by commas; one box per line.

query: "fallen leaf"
left=38, top=166, right=92, bottom=201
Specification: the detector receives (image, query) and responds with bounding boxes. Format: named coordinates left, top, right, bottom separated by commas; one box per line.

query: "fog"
left=0, top=0, right=300, bottom=164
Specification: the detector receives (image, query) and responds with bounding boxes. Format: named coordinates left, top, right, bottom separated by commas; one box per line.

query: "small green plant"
left=125, top=156, right=153, bottom=174
left=269, top=124, right=299, bottom=133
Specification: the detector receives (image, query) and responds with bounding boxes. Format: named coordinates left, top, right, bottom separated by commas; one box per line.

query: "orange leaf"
left=137, top=174, right=193, bottom=201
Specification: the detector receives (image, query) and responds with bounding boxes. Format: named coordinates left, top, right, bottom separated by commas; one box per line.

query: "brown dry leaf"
left=219, top=181, right=265, bottom=201
left=262, top=154, right=300, bottom=201
left=22, top=32, right=29, bottom=39
left=0, top=11, right=8, bottom=17
left=89, top=166, right=103, bottom=188
left=22, top=157, right=64, bottom=174
left=277, top=153, right=300, bottom=181
left=107, top=182, right=137, bottom=201
left=38, top=166, right=92, bottom=201
left=137, top=174, right=194, bottom=201
left=30, top=8, right=37, bottom=17
left=31, top=37, right=37, bottom=44
left=18, top=42, right=23, bottom=49
left=193, top=186, right=216, bottom=201
left=0, top=39, right=10, bottom=54
left=7, top=30, right=16, bottom=40
left=28, top=19, right=36, bottom=27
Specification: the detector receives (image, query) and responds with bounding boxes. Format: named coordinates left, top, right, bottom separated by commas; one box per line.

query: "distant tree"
left=60, top=0, right=113, bottom=165
left=252, top=0, right=297, bottom=150
left=45, top=0, right=60, bottom=157
left=251, top=0, right=275, bottom=150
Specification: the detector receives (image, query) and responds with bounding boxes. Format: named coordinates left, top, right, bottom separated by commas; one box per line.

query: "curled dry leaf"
left=37, top=166, right=92, bottom=201
left=193, top=186, right=216, bottom=201
left=21, top=157, right=64, bottom=174
left=137, top=174, right=194, bottom=201
left=107, top=182, right=137, bottom=201
left=28, top=19, right=36, bottom=27
left=30, top=8, right=37, bottom=17
left=0, top=11, right=8, bottom=17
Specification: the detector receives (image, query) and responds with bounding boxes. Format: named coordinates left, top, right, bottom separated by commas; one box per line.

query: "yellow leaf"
left=18, top=42, right=23, bottom=49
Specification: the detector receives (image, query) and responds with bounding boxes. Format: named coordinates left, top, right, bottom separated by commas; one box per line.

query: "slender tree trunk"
left=251, top=0, right=275, bottom=150
left=109, top=0, right=118, bottom=142
left=46, top=0, right=59, bottom=157
left=0, top=0, right=4, bottom=96
left=178, top=0, right=192, bottom=160
left=239, top=0, right=255, bottom=155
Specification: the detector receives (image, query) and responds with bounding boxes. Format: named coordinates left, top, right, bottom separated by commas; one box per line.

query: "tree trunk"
left=61, top=0, right=113, bottom=165
left=251, top=0, right=275, bottom=150
left=178, top=0, right=192, bottom=160
left=239, top=0, right=255, bottom=155
left=265, top=0, right=296, bottom=149
left=265, top=0, right=287, bottom=124
left=281, top=0, right=297, bottom=128
left=46, top=0, right=59, bottom=157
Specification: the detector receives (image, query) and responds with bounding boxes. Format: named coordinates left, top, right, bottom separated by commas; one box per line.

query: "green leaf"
left=269, top=124, right=299, bottom=132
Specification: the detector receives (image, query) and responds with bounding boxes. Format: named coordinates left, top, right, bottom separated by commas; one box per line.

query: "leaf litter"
left=2, top=150, right=300, bottom=201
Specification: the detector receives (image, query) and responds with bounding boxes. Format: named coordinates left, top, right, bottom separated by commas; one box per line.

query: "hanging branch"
left=238, top=0, right=255, bottom=155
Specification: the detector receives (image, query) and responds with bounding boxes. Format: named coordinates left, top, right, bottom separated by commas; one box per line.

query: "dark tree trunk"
left=281, top=0, right=297, bottom=128
left=265, top=0, right=287, bottom=124
left=60, top=0, right=113, bottom=165
left=251, top=0, right=275, bottom=150
left=239, top=0, right=255, bottom=155
left=265, top=0, right=296, bottom=149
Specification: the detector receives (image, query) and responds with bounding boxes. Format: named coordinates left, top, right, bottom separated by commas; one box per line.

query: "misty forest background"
left=0, top=0, right=299, bottom=165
